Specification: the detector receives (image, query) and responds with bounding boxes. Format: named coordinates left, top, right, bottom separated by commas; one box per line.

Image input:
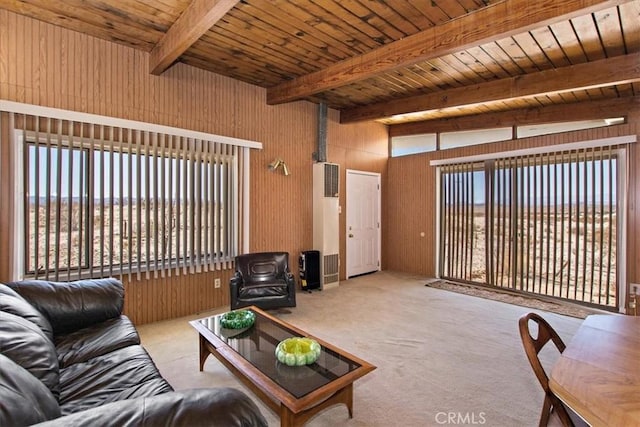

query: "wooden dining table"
left=549, top=314, right=640, bottom=427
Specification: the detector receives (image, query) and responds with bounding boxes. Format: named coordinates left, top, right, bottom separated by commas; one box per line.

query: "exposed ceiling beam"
left=341, top=52, right=640, bottom=123
left=149, top=0, right=239, bottom=75
left=266, top=0, right=629, bottom=105
left=389, top=96, right=640, bottom=137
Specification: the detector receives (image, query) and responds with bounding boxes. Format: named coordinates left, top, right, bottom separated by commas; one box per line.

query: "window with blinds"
left=438, top=143, right=626, bottom=309
left=2, top=105, right=255, bottom=282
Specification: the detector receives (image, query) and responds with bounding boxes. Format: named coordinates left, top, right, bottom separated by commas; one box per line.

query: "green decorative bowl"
left=220, top=310, right=256, bottom=329
left=275, top=337, right=321, bottom=366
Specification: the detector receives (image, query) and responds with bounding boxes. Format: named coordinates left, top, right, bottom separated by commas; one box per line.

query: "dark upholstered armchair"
left=229, top=252, right=297, bottom=310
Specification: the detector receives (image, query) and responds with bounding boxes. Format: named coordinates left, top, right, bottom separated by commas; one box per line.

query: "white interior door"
left=346, top=170, right=381, bottom=278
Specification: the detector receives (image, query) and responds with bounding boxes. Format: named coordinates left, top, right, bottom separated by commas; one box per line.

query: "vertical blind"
left=439, top=145, right=621, bottom=309
left=2, top=108, right=253, bottom=281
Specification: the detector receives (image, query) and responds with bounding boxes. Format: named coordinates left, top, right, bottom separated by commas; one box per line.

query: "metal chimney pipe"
left=315, top=102, right=327, bottom=162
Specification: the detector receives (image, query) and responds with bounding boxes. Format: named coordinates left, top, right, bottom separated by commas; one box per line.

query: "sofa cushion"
left=55, top=315, right=140, bottom=368
left=7, top=278, right=124, bottom=334
left=59, top=345, right=173, bottom=415
left=32, top=388, right=268, bottom=427
left=239, top=282, right=289, bottom=299
left=0, top=283, right=54, bottom=341
left=0, top=311, right=60, bottom=399
left=0, top=353, right=61, bottom=425
left=236, top=252, right=290, bottom=283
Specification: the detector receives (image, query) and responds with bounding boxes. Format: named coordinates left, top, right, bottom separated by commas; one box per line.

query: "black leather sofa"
left=230, top=252, right=297, bottom=310
left=0, top=278, right=267, bottom=426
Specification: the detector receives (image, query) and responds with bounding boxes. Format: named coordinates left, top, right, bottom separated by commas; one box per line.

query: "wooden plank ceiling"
left=1, top=0, right=639, bottom=127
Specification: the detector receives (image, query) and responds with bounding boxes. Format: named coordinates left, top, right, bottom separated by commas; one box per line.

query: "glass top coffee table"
left=190, top=306, right=376, bottom=427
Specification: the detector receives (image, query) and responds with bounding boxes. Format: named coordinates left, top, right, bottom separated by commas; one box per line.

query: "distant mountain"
left=27, top=196, right=188, bottom=205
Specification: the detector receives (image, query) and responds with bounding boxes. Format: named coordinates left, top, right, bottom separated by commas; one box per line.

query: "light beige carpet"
left=138, top=270, right=584, bottom=427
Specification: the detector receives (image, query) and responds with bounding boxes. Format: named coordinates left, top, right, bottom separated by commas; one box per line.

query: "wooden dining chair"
left=518, top=312, right=575, bottom=427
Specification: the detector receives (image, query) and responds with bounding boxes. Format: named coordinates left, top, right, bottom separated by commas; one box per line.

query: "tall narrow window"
left=437, top=141, right=628, bottom=310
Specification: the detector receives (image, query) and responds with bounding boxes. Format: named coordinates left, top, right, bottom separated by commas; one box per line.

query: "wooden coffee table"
left=190, top=306, right=376, bottom=427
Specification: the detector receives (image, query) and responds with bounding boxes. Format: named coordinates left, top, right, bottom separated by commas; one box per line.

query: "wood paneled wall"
left=0, top=10, right=388, bottom=324
left=384, top=110, right=640, bottom=311
left=326, top=108, right=389, bottom=279
left=624, top=109, right=640, bottom=312
left=119, top=270, right=233, bottom=325
left=384, top=153, right=437, bottom=275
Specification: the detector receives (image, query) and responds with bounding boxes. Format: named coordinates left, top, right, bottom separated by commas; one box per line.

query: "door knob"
left=348, top=233, right=354, bottom=238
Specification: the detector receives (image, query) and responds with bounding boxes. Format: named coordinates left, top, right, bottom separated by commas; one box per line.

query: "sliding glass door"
left=439, top=146, right=621, bottom=309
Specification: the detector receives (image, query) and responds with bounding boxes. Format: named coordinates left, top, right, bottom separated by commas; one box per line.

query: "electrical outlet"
left=631, top=283, right=640, bottom=295
left=214, top=278, right=221, bottom=288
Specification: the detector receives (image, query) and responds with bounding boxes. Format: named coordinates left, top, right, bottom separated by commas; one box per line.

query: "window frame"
left=432, top=135, right=635, bottom=312
left=3, top=100, right=260, bottom=282
left=18, top=129, right=243, bottom=281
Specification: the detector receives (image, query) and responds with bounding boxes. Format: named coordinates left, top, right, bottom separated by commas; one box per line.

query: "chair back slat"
left=518, top=313, right=576, bottom=427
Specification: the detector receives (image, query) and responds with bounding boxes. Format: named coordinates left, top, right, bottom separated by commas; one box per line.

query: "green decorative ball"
left=220, top=310, right=256, bottom=329
left=275, top=337, right=321, bottom=366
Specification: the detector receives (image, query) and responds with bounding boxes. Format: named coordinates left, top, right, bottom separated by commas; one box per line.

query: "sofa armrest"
left=284, top=271, right=295, bottom=286
left=7, top=278, right=124, bottom=335
left=285, top=271, right=297, bottom=306
left=33, top=388, right=268, bottom=427
left=229, top=272, right=242, bottom=295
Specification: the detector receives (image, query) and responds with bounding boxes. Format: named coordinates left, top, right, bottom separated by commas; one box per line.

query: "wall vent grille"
left=324, top=163, right=339, bottom=197
left=323, top=254, right=339, bottom=284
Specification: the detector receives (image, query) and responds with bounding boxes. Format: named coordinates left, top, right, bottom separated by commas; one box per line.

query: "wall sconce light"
left=268, top=158, right=290, bottom=176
